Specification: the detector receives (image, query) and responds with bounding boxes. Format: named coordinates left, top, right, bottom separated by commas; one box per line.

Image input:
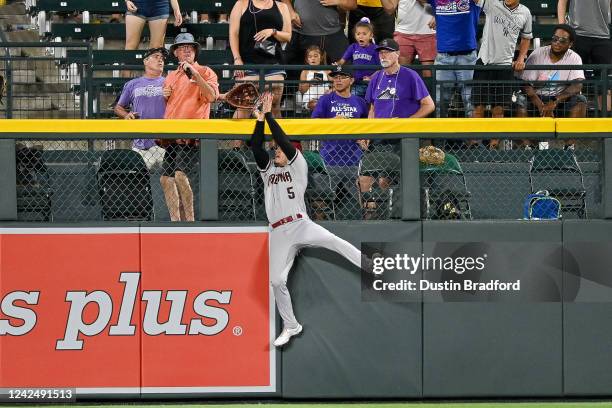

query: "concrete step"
left=11, top=69, right=38, bottom=82
left=9, top=109, right=79, bottom=118
left=12, top=82, right=73, bottom=93
left=11, top=95, right=59, bottom=110
left=0, top=2, right=26, bottom=15
left=4, top=28, right=38, bottom=42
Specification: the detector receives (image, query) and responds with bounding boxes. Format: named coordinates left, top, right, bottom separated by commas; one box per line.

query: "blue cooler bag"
left=523, top=190, right=561, bottom=220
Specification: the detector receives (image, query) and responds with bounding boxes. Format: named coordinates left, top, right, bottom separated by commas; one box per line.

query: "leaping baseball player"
left=250, top=92, right=366, bottom=347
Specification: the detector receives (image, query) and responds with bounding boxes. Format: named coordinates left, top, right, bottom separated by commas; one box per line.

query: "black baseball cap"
left=328, top=65, right=353, bottom=78
left=376, top=38, right=400, bottom=52
left=143, top=47, right=169, bottom=60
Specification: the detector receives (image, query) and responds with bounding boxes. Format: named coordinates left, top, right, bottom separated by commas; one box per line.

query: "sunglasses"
left=551, top=35, right=570, bottom=44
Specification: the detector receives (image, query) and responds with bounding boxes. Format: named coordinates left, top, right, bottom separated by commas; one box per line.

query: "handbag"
left=252, top=3, right=277, bottom=58
left=254, top=39, right=277, bottom=57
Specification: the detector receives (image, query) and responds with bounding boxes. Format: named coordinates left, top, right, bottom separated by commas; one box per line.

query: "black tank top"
left=239, top=0, right=284, bottom=65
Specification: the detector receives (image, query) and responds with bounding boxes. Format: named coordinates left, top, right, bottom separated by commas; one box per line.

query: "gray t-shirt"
left=478, top=0, right=532, bottom=65
left=567, top=0, right=611, bottom=39
left=293, top=0, right=341, bottom=36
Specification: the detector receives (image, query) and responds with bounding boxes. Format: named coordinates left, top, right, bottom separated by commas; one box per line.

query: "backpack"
left=523, top=191, right=561, bottom=220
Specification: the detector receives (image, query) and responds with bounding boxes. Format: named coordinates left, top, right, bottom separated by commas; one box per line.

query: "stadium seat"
left=529, top=148, right=587, bottom=219
left=16, top=146, right=53, bottom=221
left=521, top=0, right=557, bottom=17
left=303, top=150, right=336, bottom=221
left=65, top=49, right=232, bottom=66
left=218, top=149, right=258, bottom=221
left=358, top=150, right=401, bottom=220
left=420, top=153, right=472, bottom=220
left=49, top=22, right=229, bottom=41
left=97, top=149, right=154, bottom=221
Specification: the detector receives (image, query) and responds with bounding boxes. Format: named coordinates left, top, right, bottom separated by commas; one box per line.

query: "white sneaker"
left=273, top=324, right=303, bottom=347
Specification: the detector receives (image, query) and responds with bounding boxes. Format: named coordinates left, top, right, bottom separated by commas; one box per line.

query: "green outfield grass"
left=31, top=403, right=612, bottom=408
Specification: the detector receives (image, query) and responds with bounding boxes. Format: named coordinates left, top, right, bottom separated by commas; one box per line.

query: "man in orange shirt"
left=162, top=33, right=219, bottom=221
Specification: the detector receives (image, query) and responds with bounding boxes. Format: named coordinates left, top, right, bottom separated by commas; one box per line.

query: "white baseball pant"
left=270, top=217, right=362, bottom=329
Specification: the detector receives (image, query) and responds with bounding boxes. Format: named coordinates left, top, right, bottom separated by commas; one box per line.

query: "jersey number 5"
left=287, top=187, right=295, bottom=199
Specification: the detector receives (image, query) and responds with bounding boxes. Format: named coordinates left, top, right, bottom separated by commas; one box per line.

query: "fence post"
left=401, top=137, right=420, bottom=220
left=0, top=139, right=17, bottom=220
left=604, top=138, right=612, bottom=219
left=200, top=138, right=218, bottom=221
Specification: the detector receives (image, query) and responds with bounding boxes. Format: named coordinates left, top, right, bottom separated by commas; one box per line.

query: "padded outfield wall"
left=0, top=119, right=611, bottom=400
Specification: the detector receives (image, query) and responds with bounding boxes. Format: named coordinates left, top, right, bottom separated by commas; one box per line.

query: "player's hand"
left=163, top=86, right=172, bottom=98
left=290, top=10, right=302, bottom=28
left=173, top=8, right=183, bottom=26
left=126, top=0, right=137, bottom=12
left=124, top=111, right=138, bottom=119
left=261, top=92, right=273, bottom=114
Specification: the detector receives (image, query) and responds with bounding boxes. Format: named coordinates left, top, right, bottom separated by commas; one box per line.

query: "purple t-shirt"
left=117, top=76, right=166, bottom=150
left=341, top=43, right=381, bottom=82
left=312, top=92, right=368, bottom=166
left=365, top=66, right=430, bottom=118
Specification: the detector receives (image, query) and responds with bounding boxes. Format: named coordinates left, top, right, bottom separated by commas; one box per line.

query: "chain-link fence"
left=0, top=42, right=88, bottom=119
left=14, top=136, right=603, bottom=222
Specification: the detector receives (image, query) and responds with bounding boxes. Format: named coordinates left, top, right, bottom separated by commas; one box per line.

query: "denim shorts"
left=126, top=0, right=169, bottom=21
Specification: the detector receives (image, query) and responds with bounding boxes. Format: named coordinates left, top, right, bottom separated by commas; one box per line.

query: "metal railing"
left=1, top=44, right=611, bottom=119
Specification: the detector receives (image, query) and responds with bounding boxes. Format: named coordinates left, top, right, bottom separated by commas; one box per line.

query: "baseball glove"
left=419, top=146, right=445, bottom=166
left=225, top=82, right=260, bottom=109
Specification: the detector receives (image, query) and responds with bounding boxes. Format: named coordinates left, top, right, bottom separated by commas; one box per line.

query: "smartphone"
left=313, top=72, right=324, bottom=81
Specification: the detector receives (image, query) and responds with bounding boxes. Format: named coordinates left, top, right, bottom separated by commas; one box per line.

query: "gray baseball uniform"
left=251, top=114, right=362, bottom=330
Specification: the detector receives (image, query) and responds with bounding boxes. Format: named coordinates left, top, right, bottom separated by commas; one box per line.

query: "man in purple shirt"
left=312, top=66, right=368, bottom=219
left=114, top=47, right=168, bottom=169
left=365, top=38, right=435, bottom=148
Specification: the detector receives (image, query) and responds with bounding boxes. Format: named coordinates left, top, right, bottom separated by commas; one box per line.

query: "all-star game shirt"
left=311, top=92, right=368, bottom=165
left=259, top=150, right=309, bottom=223
left=365, top=66, right=430, bottom=118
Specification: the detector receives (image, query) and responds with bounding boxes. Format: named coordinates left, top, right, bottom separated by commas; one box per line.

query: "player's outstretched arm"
left=250, top=115, right=270, bottom=170
left=265, top=112, right=297, bottom=162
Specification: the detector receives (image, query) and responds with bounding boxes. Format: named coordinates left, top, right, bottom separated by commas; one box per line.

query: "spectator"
left=298, top=45, right=331, bottom=111
left=228, top=0, right=292, bottom=118
left=125, top=0, right=182, bottom=50
left=558, top=0, right=612, bottom=113
left=199, top=12, right=228, bottom=23
left=281, top=0, right=357, bottom=65
left=472, top=0, right=532, bottom=149
left=429, top=0, right=481, bottom=118
left=348, top=0, right=396, bottom=43
left=335, top=17, right=380, bottom=97
left=517, top=25, right=586, bottom=148
left=365, top=38, right=435, bottom=150
left=361, top=39, right=434, bottom=215
left=311, top=65, right=369, bottom=219
left=393, top=0, right=436, bottom=78
left=114, top=47, right=169, bottom=170
left=162, top=33, right=219, bottom=222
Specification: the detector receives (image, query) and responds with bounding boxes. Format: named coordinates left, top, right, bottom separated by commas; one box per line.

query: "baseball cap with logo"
left=375, top=38, right=400, bottom=52
left=143, top=47, right=169, bottom=61
left=328, top=65, right=353, bottom=78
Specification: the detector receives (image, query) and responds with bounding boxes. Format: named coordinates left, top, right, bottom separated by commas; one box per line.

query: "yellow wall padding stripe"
left=0, top=118, right=556, bottom=135
left=556, top=118, right=612, bottom=134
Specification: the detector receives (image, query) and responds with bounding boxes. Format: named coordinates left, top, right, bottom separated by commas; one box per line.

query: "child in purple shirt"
left=335, top=17, right=381, bottom=98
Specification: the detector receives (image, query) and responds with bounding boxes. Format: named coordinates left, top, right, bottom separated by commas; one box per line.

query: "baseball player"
left=250, top=93, right=365, bottom=347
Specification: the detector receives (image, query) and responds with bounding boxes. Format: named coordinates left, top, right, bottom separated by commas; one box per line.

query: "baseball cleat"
left=273, top=324, right=303, bottom=347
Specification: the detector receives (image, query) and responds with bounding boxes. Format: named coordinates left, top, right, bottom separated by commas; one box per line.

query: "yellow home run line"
left=0, top=118, right=569, bottom=134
